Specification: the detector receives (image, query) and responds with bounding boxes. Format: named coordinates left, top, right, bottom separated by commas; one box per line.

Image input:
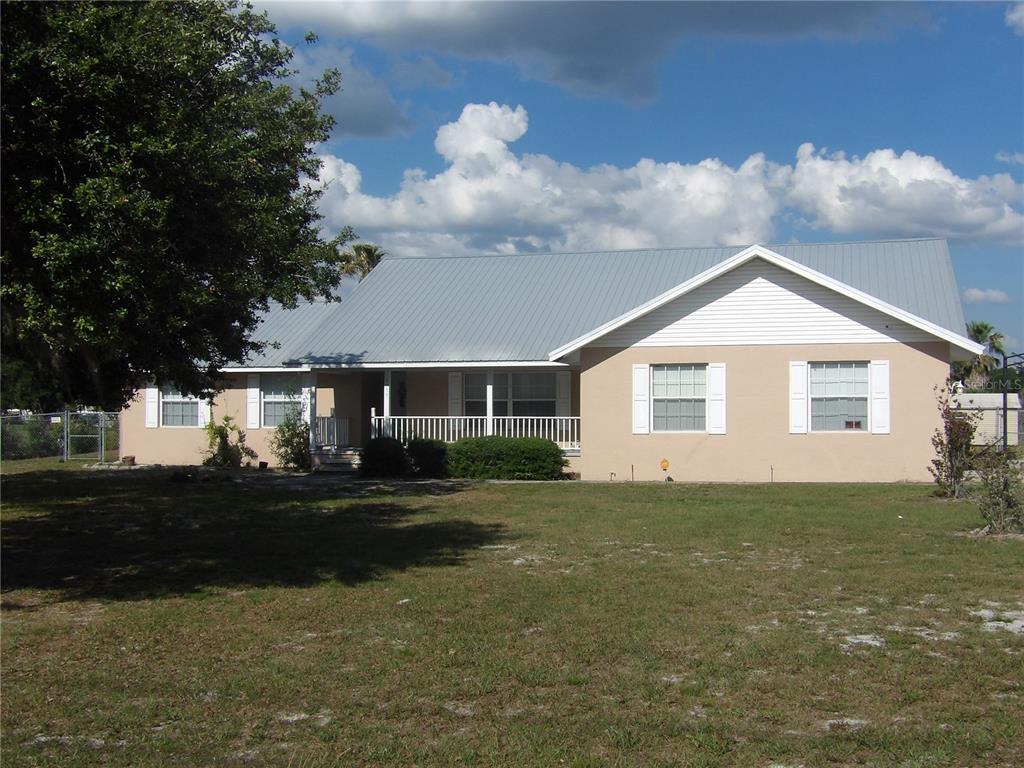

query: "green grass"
left=2, top=470, right=1021, bottom=767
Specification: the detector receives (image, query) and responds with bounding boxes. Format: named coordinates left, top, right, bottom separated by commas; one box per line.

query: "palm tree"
left=954, top=320, right=1007, bottom=388
left=967, top=320, right=1006, bottom=373
left=341, top=243, right=387, bottom=281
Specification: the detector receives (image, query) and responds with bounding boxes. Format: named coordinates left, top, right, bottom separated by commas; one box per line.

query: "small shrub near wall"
left=407, top=438, right=447, bottom=478
left=359, top=437, right=412, bottom=478
left=447, top=436, right=567, bottom=480
left=269, top=412, right=311, bottom=470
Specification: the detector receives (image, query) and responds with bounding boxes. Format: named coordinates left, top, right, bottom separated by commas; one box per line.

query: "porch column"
left=486, top=371, right=494, bottom=436
left=382, top=370, right=391, bottom=418
left=302, top=372, right=317, bottom=452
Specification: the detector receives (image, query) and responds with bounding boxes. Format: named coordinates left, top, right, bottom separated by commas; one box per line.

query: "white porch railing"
left=314, top=416, right=349, bottom=448
left=370, top=411, right=580, bottom=450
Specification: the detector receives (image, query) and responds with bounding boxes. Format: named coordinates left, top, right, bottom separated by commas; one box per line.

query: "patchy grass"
left=2, top=471, right=1021, bottom=767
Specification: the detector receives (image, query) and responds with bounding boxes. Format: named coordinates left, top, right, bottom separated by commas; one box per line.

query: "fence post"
left=63, top=409, right=70, bottom=462
left=99, top=413, right=105, bottom=462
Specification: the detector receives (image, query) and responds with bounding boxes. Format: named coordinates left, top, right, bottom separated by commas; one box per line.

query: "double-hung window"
left=262, top=374, right=301, bottom=427
left=160, top=386, right=200, bottom=427
left=651, top=364, right=707, bottom=432
left=809, top=361, right=868, bottom=431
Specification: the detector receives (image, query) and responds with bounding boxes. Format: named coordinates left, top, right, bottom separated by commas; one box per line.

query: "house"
left=952, top=392, right=1022, bottom=446
left=120, top=238, right=984, bottom=481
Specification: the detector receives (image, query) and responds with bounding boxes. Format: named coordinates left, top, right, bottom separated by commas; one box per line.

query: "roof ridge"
left=380, top=237, right=947, bottom=261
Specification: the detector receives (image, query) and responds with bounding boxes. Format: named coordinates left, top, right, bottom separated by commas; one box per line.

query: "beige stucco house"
left=121, top=239, right=984, bottom=481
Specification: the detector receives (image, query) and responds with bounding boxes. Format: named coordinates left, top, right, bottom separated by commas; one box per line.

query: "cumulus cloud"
left=315, top=102, right=1024, bottom=256
left=789, top=144, right=1024, bottom=243
left=262, top=1, right=930, bottom=100
left=963, top=288, right=1014, bottom=304
left=996, top=151, right=1024, bottom=165
left=1007, top=3, right=1024, bottom=35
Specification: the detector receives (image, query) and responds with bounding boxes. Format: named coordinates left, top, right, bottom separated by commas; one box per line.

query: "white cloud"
left=963, top=288, right=1014, bottom=304
left=789, top=144, right=1024, bottom=244
left=996, top=151, right=1024, bottom=165
left=1007, top=3, right=1024, bottom=35
left=260, top=2, right=930, bottom=100
left=315, top=102, right=1024, bottom=257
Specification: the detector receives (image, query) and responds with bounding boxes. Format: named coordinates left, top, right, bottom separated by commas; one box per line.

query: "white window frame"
left=261, top=374, right=302, bottom=428
left=807, top=361, right=870, bottom=434
left=159, top=386, right=202, bottom=428
left=650, top=363, right=708, bottom=434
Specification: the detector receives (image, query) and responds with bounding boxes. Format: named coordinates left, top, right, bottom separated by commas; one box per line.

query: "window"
left=160, top=386, right=200, bottom=427
left=651, top=364, right=706, bottom=432
left=262, top=374, right=301, bottom=427
left=809, top=362, right=868, bottom=431
left=463, top=372, right=556, bottom=417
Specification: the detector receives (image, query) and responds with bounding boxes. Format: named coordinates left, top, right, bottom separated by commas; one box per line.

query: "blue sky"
left=258, top=1, right=1024, bottom=346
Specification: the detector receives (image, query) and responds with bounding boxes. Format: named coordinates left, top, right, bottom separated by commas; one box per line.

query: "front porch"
left=307, top=367, right=581, bottom=453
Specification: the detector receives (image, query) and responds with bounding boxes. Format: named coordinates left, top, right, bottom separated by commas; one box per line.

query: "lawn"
left=1, top=471, right=1021, bottom=767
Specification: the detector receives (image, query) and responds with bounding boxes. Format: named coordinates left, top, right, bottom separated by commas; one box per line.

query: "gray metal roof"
left=242, top=238, right=968, bottom=366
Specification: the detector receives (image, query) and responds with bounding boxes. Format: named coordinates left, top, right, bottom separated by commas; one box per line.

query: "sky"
left=256, top=1, right=1024, bottom=348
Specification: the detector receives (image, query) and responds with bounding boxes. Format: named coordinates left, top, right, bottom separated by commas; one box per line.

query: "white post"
left=486, top=372, right=494, bottom=436
left=370, top=406, right=377, bottom=438
left=382, top=371, right=392, bottom=419
left=303, top=372, right=317, bottom=452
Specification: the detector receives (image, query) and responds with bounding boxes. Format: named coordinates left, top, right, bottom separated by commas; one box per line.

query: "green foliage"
left=268, top=411, right=311, bottom=470
left=407, top=438, right=447, bottom=478
left=973, top=450, right=1024, bottom=534
left=928, top=388, right=980, bottom=498
left=202, top=415, right=257, bottom=468
left=0, top=419, right=62, bottom=460
left=1, top=1, right=354, bottom=409
left=447, top=436, right=567, bottom=480
left=359, top=437, right=412, bottom=478
left=341, top=243, right=387, bottom=280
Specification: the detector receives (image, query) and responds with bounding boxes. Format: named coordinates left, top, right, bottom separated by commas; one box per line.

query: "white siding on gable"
left=594, top=259, right=933, bottom=348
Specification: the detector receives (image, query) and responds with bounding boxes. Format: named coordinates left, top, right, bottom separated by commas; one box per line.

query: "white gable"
left=594, top=258, right=933, bottom=348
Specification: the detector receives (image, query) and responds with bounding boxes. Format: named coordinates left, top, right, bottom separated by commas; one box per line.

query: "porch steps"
left=313, top=447, right=361, bottom=474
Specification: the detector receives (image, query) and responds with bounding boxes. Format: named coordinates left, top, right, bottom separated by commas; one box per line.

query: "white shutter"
left=448, top=372, right=463, bottom=416
left=145, top=386, right=159, bottom=428
left=246, top=373, right=261, bottom=429
left=870, top=360, right=891, bottom=434
left=556, top=371, right=571, bottom=417
left=789, top=361, right=808, bottom=434
left=632, top=364, right=650, bottom=434
left=706, top=363, right=726, bottom=435
left=197, top=397, right=212, bottom=428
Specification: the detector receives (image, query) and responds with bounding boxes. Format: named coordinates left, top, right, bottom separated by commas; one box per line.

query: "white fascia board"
left=321, top=360, right=572, bottom=369
left=221, top=365, right=312, bottom=373
left=548, top=244, right=985, bottom=359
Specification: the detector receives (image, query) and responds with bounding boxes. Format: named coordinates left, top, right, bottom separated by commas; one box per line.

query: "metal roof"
left=241, top=238, right=969, bottom=366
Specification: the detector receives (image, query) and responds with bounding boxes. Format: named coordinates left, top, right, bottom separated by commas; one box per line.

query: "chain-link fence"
left=0, top=411, right=120, bottom=465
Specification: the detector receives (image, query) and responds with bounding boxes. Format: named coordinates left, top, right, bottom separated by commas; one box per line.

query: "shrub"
left=202, top=415, right=257, bottom=468
left=447, top=436, right=567, bottom=480
left=973, top=449, right=1023, bottom=534
left=407, top=438, right=447, bottom=478
left=928, top=387, right=980, bottom=498
left=360, top=437, right=411, bottom=478
left=269, top=411, right=311, bottom=470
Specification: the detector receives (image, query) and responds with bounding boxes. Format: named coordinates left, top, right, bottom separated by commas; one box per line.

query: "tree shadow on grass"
left=1, top=470, right=504, bottom=604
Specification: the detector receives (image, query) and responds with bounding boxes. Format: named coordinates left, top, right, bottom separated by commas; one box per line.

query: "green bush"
left=973, top=449, right=1023, bottom=534
left=0, top=419, right=62, bottom=459
left=447, top=436, right=566, bottom=480
left=269, top=412, right=311, bottom=470
left=202, top=415, right=257, bottom=468
left=407, top=438, right=447, bottom=478
left=359, top=437, right=411, bottom=478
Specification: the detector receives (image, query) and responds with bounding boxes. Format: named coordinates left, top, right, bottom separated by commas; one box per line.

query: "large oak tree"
left=1, top=1, right=353, bottom=410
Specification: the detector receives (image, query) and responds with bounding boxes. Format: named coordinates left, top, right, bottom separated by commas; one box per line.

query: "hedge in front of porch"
left=446, top=436, right=567, bottom=481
